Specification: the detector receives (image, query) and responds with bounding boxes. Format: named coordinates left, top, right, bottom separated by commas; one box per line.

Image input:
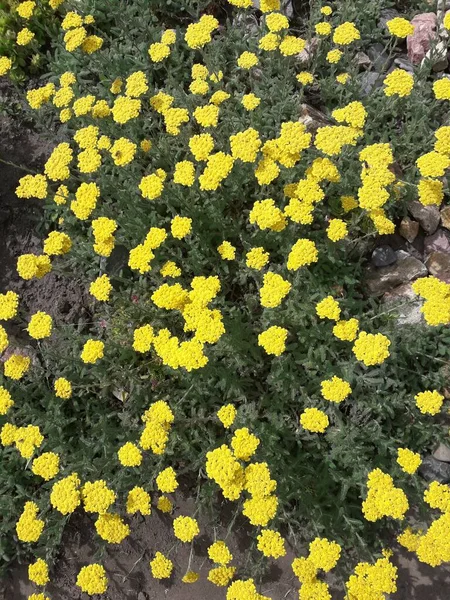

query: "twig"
left=121, top=551, right=145, bottom=582
left=0, top=157, right=38, bottom=175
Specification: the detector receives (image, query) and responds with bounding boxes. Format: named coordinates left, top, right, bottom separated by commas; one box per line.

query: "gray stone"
left=395, top=249, right=410, bottom=261
left=399, top=217, right=419, bottom=243
left=366, top=255, right=428, bottom=296
left=419, top=455, right=450, bottom=483
left=394, top=56, right=414, bottom=72
left=112, top=387, right=129, bottom=402
left=378, top=8, right=399, bottom=30
left=233, top=12, right=259, bottom=34
left=355, top=51, right=371, bottom=69
left=371, top=245, right=397, bottom=267
left=0, top=206, right=10, bottom=225
left=367, top=43, right=394, bottom=72
left=281, top=0, right=293, bottom=17
left=383, top=282, right=424, bottom=325
left=296, top=38, right=319, bottom=64
left=426, top=251, right=450, bottom=283
left=0, top=337, right=38, bottom=365
left=360, top=72, right=381, bottom=96
left=424, top=229, right=450, bottom=257
left=298, top=103, right=332, bottom=133
left=405, top=242, right=424, bottom=262
left=138, top=593, right=148, bottom=600
left=441, top=206, right=450, bottom=230
left=408, top=200, right=440, bottom=234
left=433, top=443, right=450, bottom=463
left=408, top=12, right=438, bottom=64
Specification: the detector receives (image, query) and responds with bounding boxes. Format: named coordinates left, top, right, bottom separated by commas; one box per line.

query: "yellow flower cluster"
left=433, top=78, right=450, bottom=100
left=92, top=217, right=117, bottom=257
left=127, top=486, right=151, bottom=515
left=4, top=423, right=43, bottom=457
left=80, top=339, right=104, bottom=364
left=43, top=231, right=72, bottom=255
left=71, top=182, right=100, bottom=220
left=333, top=22, right=360, bottom=45
left=362, top=468, right=409, bottom=521
left=16, top=174, right=48, bottom=199
left=217, top=404, right=237, bottom=428
left=0, top=326, right=8, bottom=354
left=89, top=274, right=112, bottom=301
left=257, top=529, right=286, bottom=558
left=54, top=377, right=72, bottom=399
left=287, top=239, right=319, bottom=271
left=0, top=386, right=14, bottom=415
left=140, top=400, right=174, bottom=454
left=321, top=376, right=351, bottom=403
left=316, top=296, right=340, bottom=320
left=208, top=541, right=233, bottom=565
left=345, top=557, right=397, bottom=600
left=415, top=390, right=444, bottom=415
left=31, top=451, right=60, bottom=480
left=260, top=272, right=291, bottom=308
left=231, top=427, right=260, bottom=461
left=76, top=564, right=108, bottom=595
left=50, top=473, right=81, bottom=514
left=28, top=558, right=49, bottom=586
left=292, top=537, right=341, bottom=599
left=185, top=14, right=218, bottom=49
left=27, top=311, right=53, bottom=339
left=0, top=291, right=19, bottom=320
left=118, top=442, right=142, bottom=467
left=246, top=247, right=269, bottom=270
left=173, top=515, right=200, bottom=542
left=396, top=448, right=421, bottom=474
left=26, top=83, right=55, bottom=110
left=156, top=466, right=178, bottom=493
left=4, top=353, right=31, bottom=380
left=208, top=566, right=236, bottom=587
left=82, top=479, right=116, bottom=513
left=352, top=332, right=391, bottom=366
left=258, top=326, right=288, bottom=356
left=384, top=69, right=414, bottom=97
left=136, top=276, right=225, bottom=371
left=300, top=407, right=329, bottom=433
left=412, top=276, right=450, bottom=325
left=357, top=143, right=396, bottom=233
left=16, top=501, right=44, bottom=542
left=150, top=552, right=173, bottom=579
left=17, top=253, right=51, bottom=280
left=95, top=513, right=130, bottom=543
left=387, top=17, right=414, bottom=37
left=333, top=318, right=359, bottom=341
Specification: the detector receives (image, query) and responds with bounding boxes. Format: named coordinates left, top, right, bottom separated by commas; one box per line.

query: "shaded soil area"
left=3, top=498, right=298, bottom=600
left=3, top=504, right=450, bottom=600
left=0, top=88, right=88, bottom=340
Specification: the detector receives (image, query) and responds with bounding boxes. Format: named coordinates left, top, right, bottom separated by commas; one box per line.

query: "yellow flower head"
left=173, top=516, right=200, bottom=542
left=76, top=564, right=108, bottom=595
left=300, top=408, right=329, bottom=433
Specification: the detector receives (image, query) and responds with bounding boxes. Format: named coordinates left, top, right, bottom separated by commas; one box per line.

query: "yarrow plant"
left=1, top=0, right=450, bottom=598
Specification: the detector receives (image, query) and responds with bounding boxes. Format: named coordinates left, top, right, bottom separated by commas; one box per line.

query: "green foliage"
left=0, top=0, right=61, bottom=83
left=1, top=0, right=450, bottom=593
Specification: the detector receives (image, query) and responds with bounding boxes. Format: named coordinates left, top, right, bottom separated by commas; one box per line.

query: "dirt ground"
left=3, top=503, right=450, bottom=600
left=1, top=90, right=450, bottom=600
left=3, top=497, right=299, bottom=600
left=0, top=105, right=88, bottom=336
